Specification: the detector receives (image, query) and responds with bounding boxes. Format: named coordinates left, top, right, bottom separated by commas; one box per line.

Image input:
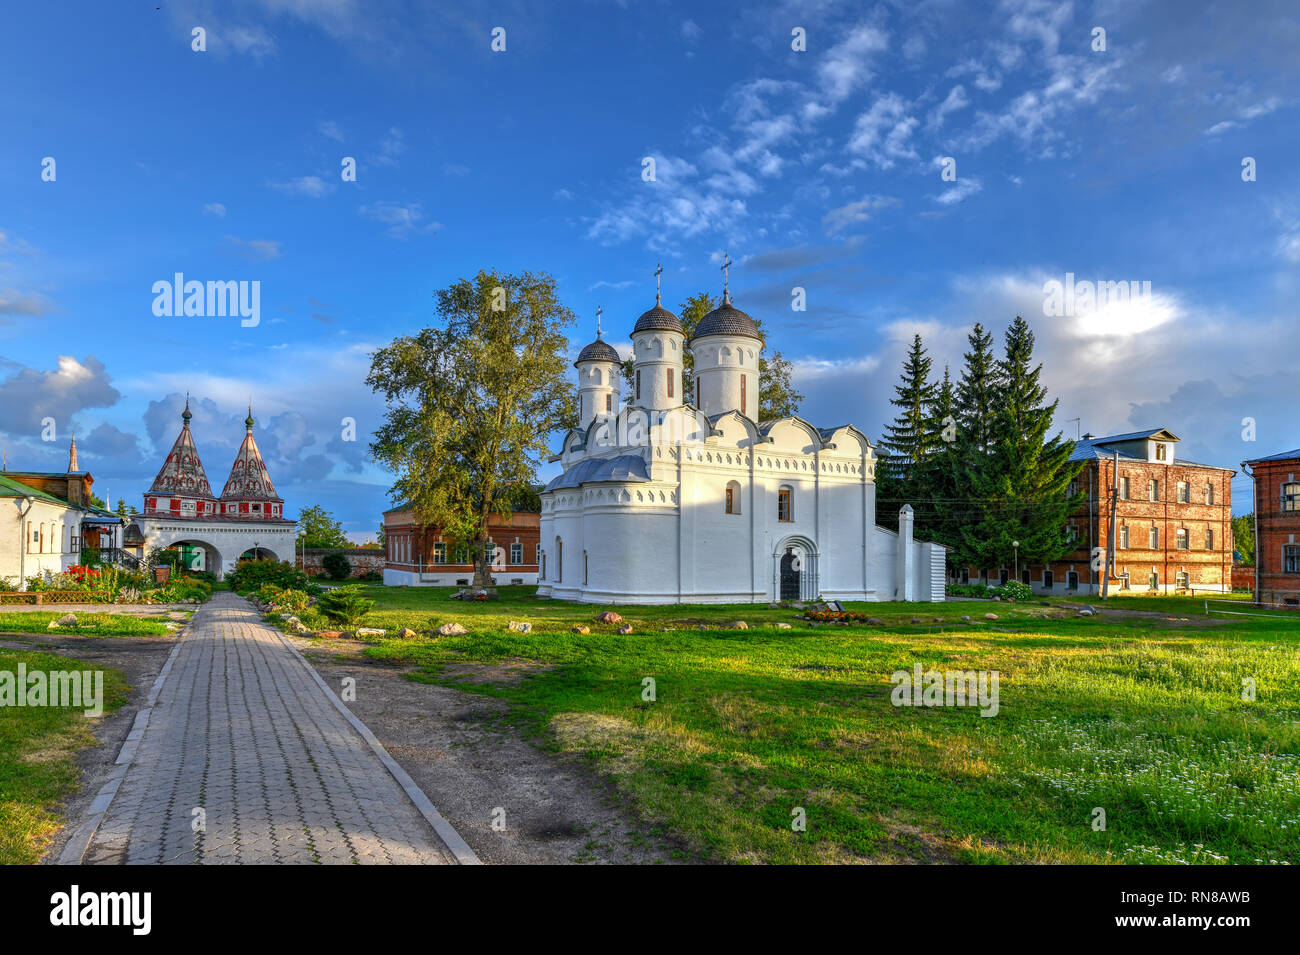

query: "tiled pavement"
left=80, top=592, right=458, bottom=864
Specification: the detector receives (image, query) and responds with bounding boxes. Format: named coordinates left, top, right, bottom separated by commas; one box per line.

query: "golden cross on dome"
left=720, top=252, right=732, bottom=300
left=596, top=304, right=603, bottom=337
left=654, top=261, right=663, bottom=304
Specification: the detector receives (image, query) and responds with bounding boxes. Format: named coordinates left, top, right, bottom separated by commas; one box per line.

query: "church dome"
left=693, top=293, right=761, bottom=341
left=632, top=303, right=683, bottom=335
left=574, top=336, right=621, bottom=365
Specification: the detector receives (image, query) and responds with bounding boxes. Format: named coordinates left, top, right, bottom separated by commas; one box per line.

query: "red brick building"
left=382, top=507, right=540, bottom=586
left=957, top=428, right=1234, bottom=595
left=1241, top=447, right=1300, bottom=607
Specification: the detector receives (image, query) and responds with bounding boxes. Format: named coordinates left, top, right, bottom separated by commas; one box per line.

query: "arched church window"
left=667, top=368, right=674, bottom=398
left=725, top=481, right=741, bottom=515
left=778, top=486, right=793, bottom=523
left=583, top=550, right=588, bottom=585
left=605, top=393, right=612, bottom=412
left=635, top=370, right=641, bottom=400
left=740, top=375, right=746, bottom=412
left=555, top=536, right=563, bottom=583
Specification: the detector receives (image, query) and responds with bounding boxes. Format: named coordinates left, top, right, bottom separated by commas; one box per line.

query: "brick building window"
left=510, top=542, right=522, bottom=564
left=1043, top=569, right=1054, bottom=588
left=1176, top=571, right=1189, bottom=589
left=777, top=487, right=792, bottom=522
left=1149, top=526, right=1159, bottom=549
left=1206, top=528, right=1214, bottom=550
left=1119, top=476, right=1130, bottom=500
left=1148, top=479, right=1159, bottom=502
left=1119, top=525, right=1129, bottom=549
left=1155, top=443, right=1168, bottom=461
left=1283, top=483, right=1300, bottom=512
left=1285, top=545, right=1300, bottom=574
left=432, top=542, right=446, bottom=564
left=1067, top=571, right=1079, bottom=590
left=1149, top=571, right=1159, bottom=590
left=1176, top=528, right=1189, bottom=550
left=1205, top=483, right=1214, bottom=505
left=1177, top=481, right=1189, bottom=504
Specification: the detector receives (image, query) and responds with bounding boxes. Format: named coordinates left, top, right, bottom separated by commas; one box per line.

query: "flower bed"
left=0, top=591, right=115, bottom=605
left=802, top=610, right=872, bottom=623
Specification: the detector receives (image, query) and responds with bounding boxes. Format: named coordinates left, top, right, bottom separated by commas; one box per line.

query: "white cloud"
left=847, top=93, right=919, bottom=168
left=934, top=177, right=983, bottom=205
left=359, top=201, right=442, bottom=239
left=318, top=120, right=344, bottom=141
left=225, top=236, right=283, bottom=260
left=821, top=195, right=897, bottom=236
left=203, top=202, right=227, bottom=217
left=270, top=175, right=333, bottom=197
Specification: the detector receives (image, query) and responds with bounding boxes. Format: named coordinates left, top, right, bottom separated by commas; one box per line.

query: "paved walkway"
left=78, top=593, right=459, bottom=864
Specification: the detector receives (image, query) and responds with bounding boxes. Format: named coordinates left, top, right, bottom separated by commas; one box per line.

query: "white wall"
left=1, top=497, right=82, bottom=587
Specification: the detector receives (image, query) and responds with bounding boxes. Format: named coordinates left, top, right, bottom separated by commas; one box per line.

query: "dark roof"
left=1243, top=448, right=1300, bottom=465
left=544, top=454, right=650, bottom=492
left=0, top=474, right=71, bottom=505
left=574, top=336, right=622, bottom=365
left=1070, top=432, right=1232, bottom=471
left=692, top=295, right=761, bottom=341
left=632, top=303, right=683, bottom=335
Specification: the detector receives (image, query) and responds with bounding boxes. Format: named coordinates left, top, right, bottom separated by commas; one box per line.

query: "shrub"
left=226, top=559, right=308, bottom=594
left=946, top=584, right=991, bottom=598
left=274, top=589, right=311, bottom=612
left=991, top=581, right=1033, bottom=602
left=321, top=552, right=352, bottom=581
left=317, top=586, right=374, bottom=627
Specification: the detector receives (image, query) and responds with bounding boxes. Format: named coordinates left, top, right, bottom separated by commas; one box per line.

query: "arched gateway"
left=127, top=399, right=296, bottom=579
left=773, top=535, right=818, bottom=602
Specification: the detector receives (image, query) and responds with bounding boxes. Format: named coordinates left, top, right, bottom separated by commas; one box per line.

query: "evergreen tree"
left=948, top=323, right=1001, bottom=571
left=920, top=363, right=960, bottom=550
left=877, top=335, right=937, bottom=518
left=961, top=316, right=1082, bottom=573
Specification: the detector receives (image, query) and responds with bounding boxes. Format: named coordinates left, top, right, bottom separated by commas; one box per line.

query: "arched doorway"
left=240, top=546, right=277, bottom=561
left=773, top=536, right=818, bottom=602
left=165, top=539, right=222, bottom=574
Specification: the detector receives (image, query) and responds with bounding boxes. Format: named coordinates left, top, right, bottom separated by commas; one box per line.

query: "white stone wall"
left=383, top=568, right=538, bottom=587
left=630, top=330, right=685, bottom=411
left=130, top=516, right=297, bottom=580
left=575, top=359, right=621, bottom=431
left=693, top=333, right=760, bottom=421
left=1, top=497, right=81, bottom=587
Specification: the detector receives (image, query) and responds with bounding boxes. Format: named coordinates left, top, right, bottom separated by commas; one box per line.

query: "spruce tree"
left=950, top=323, right=1001, bottom=572
left=963, top=316, right=1082, bottom=574
left=876, top=334, right=936, bottom=518
left=921, top=364, right=960, bottom=551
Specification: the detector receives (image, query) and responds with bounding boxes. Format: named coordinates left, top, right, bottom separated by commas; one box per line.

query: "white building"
left=536, top=278, right=946, bottom=605
left=127, top=400, right=296, bottom=578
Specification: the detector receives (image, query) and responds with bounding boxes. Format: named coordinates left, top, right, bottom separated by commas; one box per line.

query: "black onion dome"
left=692, top=294, right=761, bottom=341
left=632, top=303, right=684, bottom=335
left=575, top=336, right=622, bottom=365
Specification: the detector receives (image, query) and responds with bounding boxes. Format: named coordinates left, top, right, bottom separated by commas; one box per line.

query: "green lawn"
left=0, top=650, right=128, bottom=863
left=340, top=586, right=1300, bottom=864
left=0, top=612, right=174, bottom=638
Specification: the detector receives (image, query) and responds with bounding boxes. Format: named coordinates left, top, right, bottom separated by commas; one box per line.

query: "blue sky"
left=1, top=0, right=1296, bottom=536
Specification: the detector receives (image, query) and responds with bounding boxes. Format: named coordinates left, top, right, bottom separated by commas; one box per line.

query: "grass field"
left=0, top=612, right=174, bottom=638
left=0, top=650, right=127, bottom=864
left=340, top=585, right=1300, bottom=864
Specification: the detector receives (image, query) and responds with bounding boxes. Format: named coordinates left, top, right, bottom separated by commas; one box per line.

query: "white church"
left=535, top=266, right=946, bottom=605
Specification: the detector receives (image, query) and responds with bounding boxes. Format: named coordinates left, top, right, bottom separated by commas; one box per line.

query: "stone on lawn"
left=617, top=624, right=633, bottom=634
left=961, top=615, right=971, bottom=622
left=355, top=627, right=386, bottom=637
left=436, top=622, right=468, bottom=637
left=1078, top=609, right=1095, bottom=617
left=397, top=627, right=417, bottom=638
left=597, top=611, right=622, bottom=624
left=508, top=621, right=532, bottom=633
left=317, top=630, right=343, bottom=639
left=49, top=613, right=78, bottom=628
left=774, top=622, right=792, bottom=629
left=867, top=617, right=884, bottom=626
left=984, top=613, right=998, bottom=620
left=910, top=617, right=921, bottom=624
left=571, top=625, right=591, bottom=635
left=730, top=621, right=748, bottom=630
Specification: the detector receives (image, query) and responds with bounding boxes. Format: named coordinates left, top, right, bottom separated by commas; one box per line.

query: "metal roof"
left=1243, top=448, right=1300, bottom=465
left=544, top=454, right=650, bottom=492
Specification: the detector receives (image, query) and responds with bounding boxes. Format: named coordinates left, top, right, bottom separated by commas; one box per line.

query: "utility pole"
left=1102, top=451, right=1118, bottom=600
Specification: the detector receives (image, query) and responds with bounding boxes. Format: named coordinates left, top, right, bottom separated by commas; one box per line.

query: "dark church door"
left=780, top=549, right=800, bottom=600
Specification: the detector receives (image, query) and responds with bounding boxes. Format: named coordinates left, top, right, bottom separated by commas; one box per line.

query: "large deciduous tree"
left=367, top=270, right=577, bottom=588
left=296, top=505, right=350, bottom=548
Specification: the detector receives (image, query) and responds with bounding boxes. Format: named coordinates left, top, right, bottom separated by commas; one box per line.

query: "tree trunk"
left=471, top=532, right=488, bottom=589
